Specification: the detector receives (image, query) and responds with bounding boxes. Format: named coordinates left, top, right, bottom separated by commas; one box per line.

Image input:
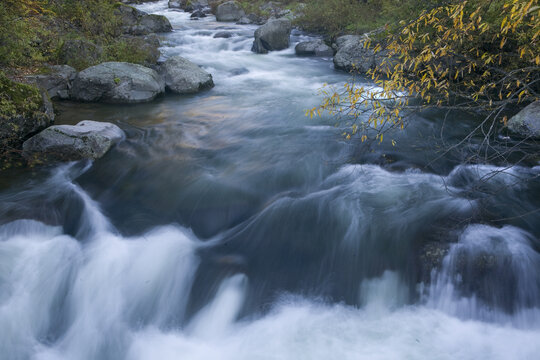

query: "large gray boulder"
left=251, top=18, right=292, bottom=54
left=159, top=56, right=214, bottom=94
left=25, top=65, right=77, bottom=100
left=116, top=4, right=172, bottom=35
left=333, top=34, right=393, bottom=73
left=216, top=1, right=245, bottom=22
left=70, top=62, right=165, bottom=103
left=23, top=120, right=124, bottom=162
left=507, top=101, right=540, bottom=139
left=295, top=40, right=333, bottom=57
left=333, top=35, right=375, bottom=73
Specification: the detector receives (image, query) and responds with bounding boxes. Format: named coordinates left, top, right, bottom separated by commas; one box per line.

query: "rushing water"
left=1, top=1, right=540, bottom=359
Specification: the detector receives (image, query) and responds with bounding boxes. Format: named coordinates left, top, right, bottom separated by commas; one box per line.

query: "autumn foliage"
left=311, top=0, right=539, bottom=147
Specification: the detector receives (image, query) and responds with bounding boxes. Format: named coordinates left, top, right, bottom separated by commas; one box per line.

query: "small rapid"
left=1, top=1, right=539, bottom=359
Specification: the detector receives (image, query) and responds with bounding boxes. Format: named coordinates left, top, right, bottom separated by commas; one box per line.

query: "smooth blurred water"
left=0, top=1, right=539, bottom=359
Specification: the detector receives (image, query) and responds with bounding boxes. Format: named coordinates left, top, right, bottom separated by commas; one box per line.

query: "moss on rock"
left=0, top=72, right=54, bottom=152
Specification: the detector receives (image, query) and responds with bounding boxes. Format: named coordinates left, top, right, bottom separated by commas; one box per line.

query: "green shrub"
left=0, top=72, right=43, bottom=119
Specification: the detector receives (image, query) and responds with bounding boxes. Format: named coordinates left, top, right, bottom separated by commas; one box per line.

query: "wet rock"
left=216, top=1, right=245, bottom=22
left=214, top=31, right=233, bottom=38
left=191, top=10, right=207, bottom=18
left=158, top=56, right=214, bottom=94
left=70, top=62, right=165, bottom=103
left=507, top=101, right=540, bottom=139
left=251, top=18, right=292, bottom=54
left=168, top=0, right=182, bottom=8
left=236, top=16, right=253, bottom=25
left=419, top=242, right=450, bottom=281
left=230, top=67, right=249, bottom=76
left=295, top=40, right=333, bottom=57
left=116, top=4, right=172, bottom=35
left=23, top=120, right=124, bottom=162
left=59, top=39, right=103, bottom=70
left=25, top=65, right=77, bottom=100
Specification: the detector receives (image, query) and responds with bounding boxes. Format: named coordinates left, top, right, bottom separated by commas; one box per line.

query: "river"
left=0, top=1, right=539, bottom=359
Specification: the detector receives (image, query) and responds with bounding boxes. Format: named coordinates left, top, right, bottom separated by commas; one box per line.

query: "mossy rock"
left=0, top=72, right=54, bottom=152
left=58, top=39, right=104, bottom=70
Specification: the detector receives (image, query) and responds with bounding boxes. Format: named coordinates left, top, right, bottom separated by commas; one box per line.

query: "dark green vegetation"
left=0, top=0, right=153, bottom=72
left=0, top=72, right=53, bottom=161
left=0, top=72, right=43, bottom=119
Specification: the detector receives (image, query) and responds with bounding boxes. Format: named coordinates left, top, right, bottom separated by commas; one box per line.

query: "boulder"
left=214, top=31, right=233, bottom=38
left=59, top=39, right=103, bottom=70
left=246, top=13, right=265, bottom=25
left=23, top=120, right=124, bottom=162
left=251, top=18, right=292, bottom=54
left=116, top=4, right=172, bottom=35
left=190, top=0, right=209, bottom=9
left=168, top=0, right=182, bottom=8
left=295, top=40, right=333, bottom=57
left=25, top=65, right=77, bottom=100
left=333, top=34, right=393, bottom=73
left=507, top=101, right=540, bottom=139
left=70, top=62, right=165, bottom=103
left=333, top=35, right=361, bottom=50
left=0, top=74, right=54, bottom=150
left=159, top=56, right=214, bottom=94
left=170, top=0, right=208, bottom=11
left=333, top=35, right=374, bottom=72
left=216, top=1, right=245, bottom=22
left=191, top=9, right=207, bottom=18
left=236, top=16, right=253, bottom=25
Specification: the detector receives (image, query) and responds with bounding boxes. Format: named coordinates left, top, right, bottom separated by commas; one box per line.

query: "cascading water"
left=1, top=1, right=539, bottom=359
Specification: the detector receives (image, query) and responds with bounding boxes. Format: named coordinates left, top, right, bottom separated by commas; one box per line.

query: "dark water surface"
left=1, top=1, right=539, bottom=359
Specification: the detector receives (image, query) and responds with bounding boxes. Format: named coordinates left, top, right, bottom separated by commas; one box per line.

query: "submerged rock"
left=251, top=18, right=292, bottom=54
left=191, top=10, right=207, bottom=18
left=25, top=65, right=77, bottom=100
left=159, top=56, right=214, bottom=94
left=70, top=62, right=165, bottom=103
left=214, top=31, right=233, bottom=39
left=295, top=40, right=333, bottom=57
left=507, top=101, right=540, bottom=139
left=216, top=1, right=245, bottom=22
left=116, top=4, right=172, bottom=35
left=23, top=120, right=124, bottom=162
left=168, top=0, right=182, bottom=8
